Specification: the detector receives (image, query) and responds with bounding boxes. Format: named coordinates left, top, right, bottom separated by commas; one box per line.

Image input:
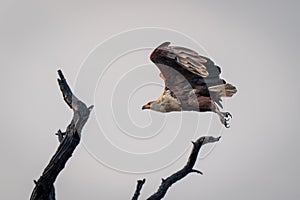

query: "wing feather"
left=150, top=42, right=234, bottom=110
left=150, top=42, right=224, bottom=86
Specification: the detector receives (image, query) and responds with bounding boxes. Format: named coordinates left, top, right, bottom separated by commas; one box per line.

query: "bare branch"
left=131, top=179, right=146, bottom=200
left=190, top=169, right=203, bottom=175
left=30, top=70, right=93, bottom=200
left=146, top=136, right=221, bottom=200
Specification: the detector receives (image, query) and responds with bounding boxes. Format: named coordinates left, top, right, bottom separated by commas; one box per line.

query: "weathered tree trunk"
left=30, top=70, right=93, bottom=200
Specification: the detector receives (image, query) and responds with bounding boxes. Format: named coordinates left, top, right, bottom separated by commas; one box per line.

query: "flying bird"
left=142, top=42, right=237, bottom=128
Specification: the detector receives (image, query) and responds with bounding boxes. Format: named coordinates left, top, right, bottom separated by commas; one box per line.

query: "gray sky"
left=0, top=0, right=299, bottom=199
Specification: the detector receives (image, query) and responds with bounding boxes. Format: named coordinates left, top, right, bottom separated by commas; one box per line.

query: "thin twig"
left=131, top=179, right=146, bottom=200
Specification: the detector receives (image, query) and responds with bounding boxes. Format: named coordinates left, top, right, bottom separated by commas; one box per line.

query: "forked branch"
left=131, top=136, right=221, bottom=200
left=30, top=70, right=93, bottom=200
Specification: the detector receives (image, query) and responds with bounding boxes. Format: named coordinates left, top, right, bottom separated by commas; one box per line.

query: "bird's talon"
left=225, top=112, right=232, bottom=119
left=221, top=112, right=231, bottom=128
left=224, top=120, right=230, bottom=128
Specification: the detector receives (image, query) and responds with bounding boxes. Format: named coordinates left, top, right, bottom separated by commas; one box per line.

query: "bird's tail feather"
left=208, top=83, right=237, bottom=97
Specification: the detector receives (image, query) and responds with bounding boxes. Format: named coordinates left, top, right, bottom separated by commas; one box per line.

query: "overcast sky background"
left=0, top=0, right=299, bottom=199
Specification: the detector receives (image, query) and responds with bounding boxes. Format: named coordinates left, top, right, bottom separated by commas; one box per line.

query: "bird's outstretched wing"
left=150, top=42, right=229, bottom=110
left=150, top=42, right=226, bottom=87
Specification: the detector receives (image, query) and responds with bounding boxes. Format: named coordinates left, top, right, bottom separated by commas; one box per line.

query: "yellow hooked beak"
left=142, top=104, right=150, bottom=110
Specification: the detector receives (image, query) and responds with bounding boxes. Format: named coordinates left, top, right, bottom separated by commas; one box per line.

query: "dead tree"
left=30, top=70, right=220, bottom=200
left=30, top=70, right=93, bottom=200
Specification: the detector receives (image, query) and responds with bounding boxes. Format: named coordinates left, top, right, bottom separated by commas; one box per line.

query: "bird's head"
left=142, top=100, right=168, bottom=112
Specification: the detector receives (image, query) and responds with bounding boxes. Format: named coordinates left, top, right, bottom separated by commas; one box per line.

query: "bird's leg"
left=212, top=103, right=232, bottom=128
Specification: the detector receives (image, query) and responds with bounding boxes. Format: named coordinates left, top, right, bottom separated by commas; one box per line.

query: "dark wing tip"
left=150, top=42, right=171, bottom=63
left=157, top=41, right=171, bottom=49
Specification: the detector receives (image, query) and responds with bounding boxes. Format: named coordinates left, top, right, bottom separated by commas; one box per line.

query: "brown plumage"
left=142, top=42, right=237, bottom=128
